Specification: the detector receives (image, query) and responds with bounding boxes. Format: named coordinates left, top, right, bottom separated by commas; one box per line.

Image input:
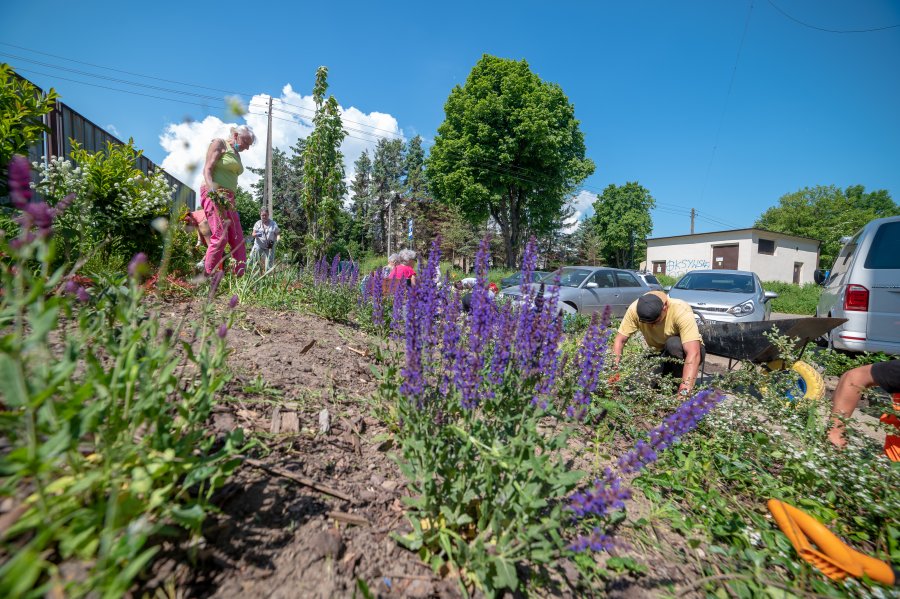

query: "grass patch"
left=763, top=281, right=822, bottom=315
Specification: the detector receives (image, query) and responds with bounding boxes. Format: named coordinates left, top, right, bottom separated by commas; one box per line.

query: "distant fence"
left=22, top=75, right=195, bottom=210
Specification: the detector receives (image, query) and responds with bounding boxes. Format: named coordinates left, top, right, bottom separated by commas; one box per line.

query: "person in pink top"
left=388, top=248, right=418, bottom=285
left=200, top=125, right=255, bottom=276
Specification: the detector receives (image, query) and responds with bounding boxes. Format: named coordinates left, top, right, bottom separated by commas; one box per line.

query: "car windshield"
left=542, top=268, right=593, bottom=288
left=675, top=272, right=755, bottom=293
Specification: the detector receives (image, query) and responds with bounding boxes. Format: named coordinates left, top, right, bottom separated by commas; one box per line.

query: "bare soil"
left=145, top=302, right=846, bottom=598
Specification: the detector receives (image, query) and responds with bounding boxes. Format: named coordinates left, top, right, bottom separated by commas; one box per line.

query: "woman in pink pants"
left=200, top=125, right=255, bottom=276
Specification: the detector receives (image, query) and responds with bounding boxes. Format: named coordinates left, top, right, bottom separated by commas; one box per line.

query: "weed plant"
left=0, top=157, right=247, bottom=597
left=763, top=281, right=823, bottom=315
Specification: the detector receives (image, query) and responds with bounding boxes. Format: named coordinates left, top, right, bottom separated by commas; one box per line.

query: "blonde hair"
left=230, top=125, right=257, bottom=145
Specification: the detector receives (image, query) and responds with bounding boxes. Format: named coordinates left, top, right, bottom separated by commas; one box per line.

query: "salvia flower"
left=128, top=252, right=149, bottom=279
left=217, top=323, right=228, bottom=339
left=229, top=294, right=240, bottom=309
left=569, top=528, right=617, bottom=553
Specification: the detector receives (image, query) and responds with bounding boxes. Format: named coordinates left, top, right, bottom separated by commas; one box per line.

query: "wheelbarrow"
left=696, top=316, right=847, bottom=401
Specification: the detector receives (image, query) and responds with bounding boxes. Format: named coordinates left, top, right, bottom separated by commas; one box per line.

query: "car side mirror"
left=585, top=281, right=599, bottom=289
left=663, top=286, right=672, bottom=292
left=764, top=291, right=778, bottom=302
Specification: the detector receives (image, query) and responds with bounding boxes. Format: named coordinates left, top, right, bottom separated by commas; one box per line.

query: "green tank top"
left=211, top=139, right=243, bottom=191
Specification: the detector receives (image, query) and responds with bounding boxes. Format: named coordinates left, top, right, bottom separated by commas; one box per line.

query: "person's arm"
left=828, top=364, right=878, bottom=448
left=678, top=340, right=702, bottom=395
left=612, top=333, right=629, bottom=368
left=202, top=139, right=226, bottom=190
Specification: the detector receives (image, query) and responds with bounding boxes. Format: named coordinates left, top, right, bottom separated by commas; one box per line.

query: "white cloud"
left=159, top=83, right=403, bottom=205
left=105, top=124, right=121, bottom=137
left=563, top=190, right=597, bottom=233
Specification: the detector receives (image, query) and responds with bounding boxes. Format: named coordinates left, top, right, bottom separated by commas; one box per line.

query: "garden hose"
left=767, top=499, right=896, bottom=586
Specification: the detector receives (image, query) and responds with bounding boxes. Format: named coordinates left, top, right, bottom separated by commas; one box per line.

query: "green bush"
left=0, top=64, right=58, bottom=196
left=33, top=143, right=173, bottom=265
left=762, top=281, right=822, bottom=315
left=0, top=201, right=246, bottom=597
left=656, top=273, right=678, bottom=288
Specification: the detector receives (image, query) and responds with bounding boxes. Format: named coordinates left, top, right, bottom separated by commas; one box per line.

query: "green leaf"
left=492, top=557, right=518, bottom=590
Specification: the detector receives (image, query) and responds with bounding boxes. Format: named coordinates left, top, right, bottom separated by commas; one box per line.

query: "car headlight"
left=728, top=300, right=755, bottom=316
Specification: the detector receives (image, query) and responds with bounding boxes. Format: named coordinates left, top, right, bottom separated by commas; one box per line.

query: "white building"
left=643, top=228, right=821, bottom=284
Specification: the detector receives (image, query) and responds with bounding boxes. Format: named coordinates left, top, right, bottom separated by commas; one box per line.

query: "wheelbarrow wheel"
left=788, top=360, right=826, bottom=402
left=760, top=360, right=826, bottom=402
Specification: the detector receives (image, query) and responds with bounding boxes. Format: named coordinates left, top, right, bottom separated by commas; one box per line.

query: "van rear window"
left=864, top=222, right=900, bottom=269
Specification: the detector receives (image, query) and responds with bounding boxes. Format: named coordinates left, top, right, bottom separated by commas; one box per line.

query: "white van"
left=815, top=216, right=900, bottom=355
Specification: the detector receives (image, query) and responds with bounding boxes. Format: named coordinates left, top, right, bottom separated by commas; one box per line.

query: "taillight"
left=843, top=284, right=869, bottom=311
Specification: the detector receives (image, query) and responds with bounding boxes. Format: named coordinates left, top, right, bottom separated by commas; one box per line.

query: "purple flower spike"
left=229, top=294, right=240, bottom=309
left=217, top=323, right=228, bottom=338
left=128, top=252, right=149, bottom=279
left=208, top=270, right=224, bottom=297
left=8, top=155, right=32, bottom=206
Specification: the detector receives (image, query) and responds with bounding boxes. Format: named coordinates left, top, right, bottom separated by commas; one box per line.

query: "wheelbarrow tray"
left=699, top=317, right=846, bottom=364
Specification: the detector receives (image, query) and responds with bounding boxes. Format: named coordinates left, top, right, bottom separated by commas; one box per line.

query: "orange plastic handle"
left=768, top=499, right=895, bottom=586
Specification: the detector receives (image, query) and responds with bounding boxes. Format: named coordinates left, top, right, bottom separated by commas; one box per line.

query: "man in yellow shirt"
left=612, top=290, right=705, bottom=396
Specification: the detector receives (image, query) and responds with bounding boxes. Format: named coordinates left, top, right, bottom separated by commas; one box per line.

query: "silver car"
left=499, top=266, right=653, bottom=317
left=667, top=269, right=777, bottom=323
left=815, top=216, right=900, bottom=355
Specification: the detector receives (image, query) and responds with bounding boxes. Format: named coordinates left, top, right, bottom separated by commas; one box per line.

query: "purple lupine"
left=390, top=283, right=407, bottom=340
left=569, top=528, right=617, bottom=553
left=64, top=279, right=89, bottom=303
left=8, top=155, right=32, bottom=205
left=400, top=284, right=425, bottom=402
left=566, top=388, right=725, bottom=553
left=128, top=252, right=148, bottom=279
left=439, top=286, right=462, bottom=395
left=329, top=254, right=340, bottom=282
left=455, top=239, right=493, bottom=409
left=370, top=268, right=385, bottom=327
left=207, top=269, right=224, bottom=297
left=567, top=308, right=614, bottom=419
left=488, top=302, right=516, bottom=385
left=616, top=389, right=724, bottom=474
left=567, top=467, right=631, bottom=519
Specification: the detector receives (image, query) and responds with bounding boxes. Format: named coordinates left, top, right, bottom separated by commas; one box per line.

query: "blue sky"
left=3, top=0, right=899, bottom=238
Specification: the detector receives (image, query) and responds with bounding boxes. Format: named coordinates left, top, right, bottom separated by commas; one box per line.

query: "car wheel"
left=564, top=301, right=578, bottom=313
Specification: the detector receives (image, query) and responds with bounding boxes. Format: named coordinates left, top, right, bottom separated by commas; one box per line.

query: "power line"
left=10, top=56, right=744, bottom=228
left=766, top=0, right=900, bottom=33
left=5, top=49, right=716, bottom=214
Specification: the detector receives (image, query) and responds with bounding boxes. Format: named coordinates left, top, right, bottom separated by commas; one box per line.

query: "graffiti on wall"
left=659, top=258, right=710, bottom=276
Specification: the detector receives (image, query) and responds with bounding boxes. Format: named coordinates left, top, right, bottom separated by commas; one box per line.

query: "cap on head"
left=636, top=292, right=665, bottom=323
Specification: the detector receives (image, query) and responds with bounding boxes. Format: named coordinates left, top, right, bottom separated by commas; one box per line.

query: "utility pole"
left=690, top=208, right=696, bottom=234
left=265, top=96, right=273, bottom=215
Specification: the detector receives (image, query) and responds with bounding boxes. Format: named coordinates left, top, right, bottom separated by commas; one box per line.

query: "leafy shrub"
left=811, top=347, right=894, bottom=377
left=32, top=142, right=174, bottom=265
left=656, top=273, right=678, bottom=287
left=763, top=281, right=822, bottom=315
left=0, top=157, right=246, bottom=597
left=0, top=64, right=58, bottom=196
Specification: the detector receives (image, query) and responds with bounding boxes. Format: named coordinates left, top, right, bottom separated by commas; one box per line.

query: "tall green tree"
left=301, top=66, right=347, bottom=266
left=755, top=185, right=898, bottom=268
left=349, top=149, right=373, bottom=250
left=426, top=54, right=594, bottom=267
left=590, top=182, right=655, bottom=268
left=249, top=144, right=307, bottom=259
left=371, top=137, right=405, bottom=254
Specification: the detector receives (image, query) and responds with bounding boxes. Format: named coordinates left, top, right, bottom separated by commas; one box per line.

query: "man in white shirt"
left=250, top=209, right=280, bottom=271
